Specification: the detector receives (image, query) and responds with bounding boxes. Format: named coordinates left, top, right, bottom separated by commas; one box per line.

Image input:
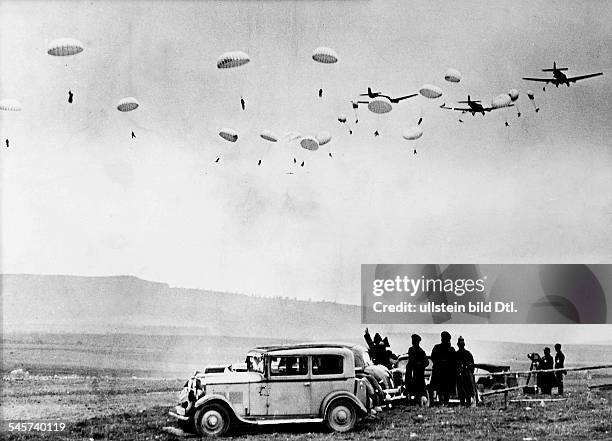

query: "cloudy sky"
left=2, top=0, right=611, bottom=317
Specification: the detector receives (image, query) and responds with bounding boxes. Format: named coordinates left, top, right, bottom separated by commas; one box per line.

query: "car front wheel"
left=194, top=403, right=231, bottom=437
left=325, top=399, right=357, bottom=432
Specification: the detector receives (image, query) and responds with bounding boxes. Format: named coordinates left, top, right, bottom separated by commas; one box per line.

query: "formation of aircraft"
left=522, top=62, right=603, bottom=91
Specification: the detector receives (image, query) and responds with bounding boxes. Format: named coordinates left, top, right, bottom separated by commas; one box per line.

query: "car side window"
left=312, top=355, right=344, bottom=375
left=270, top=356, right=308, bottom=376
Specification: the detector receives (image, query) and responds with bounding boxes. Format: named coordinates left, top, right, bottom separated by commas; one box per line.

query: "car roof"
left=250, top=342, right=363, bottom=354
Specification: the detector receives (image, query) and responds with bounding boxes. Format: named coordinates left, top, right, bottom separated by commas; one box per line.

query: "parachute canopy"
left=526, top=90, right=535, bottom=100
left=300, top=136, right=319, bottom=151
left=285, top=131, right=302, bottom=141
left=316, top=131, right=332, bottom=146
left=117, top=97, right=139, bottom=112
left=47, top=38, right=84, bottom=56
left=312, top=47, right=338, bottom=64
left=0, top=99, right=22, bottom=111
left=491, top=93, right=512, bottom=109
left=444, top=68, right=462, bottom=83
left=419, top=84, right=443, bottom=99
left=219, top=128, right=238, bottom=142
left=337, top=114, right=347, bottom=123
left=217, top=51, right=250, bottom=69
left=260, top=130, right=278, bottom=143
left=508, top=89, right=519, bottom=102
left=402, top=126, right=423, bottom=140
left=368, top=96, right=392, bottom=114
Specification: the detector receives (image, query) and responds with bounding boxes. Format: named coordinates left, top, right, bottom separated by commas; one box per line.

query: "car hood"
left=202, top=371, right=263, bottom=384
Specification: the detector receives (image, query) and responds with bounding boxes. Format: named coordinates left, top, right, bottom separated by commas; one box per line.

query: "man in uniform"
left=430, top=331, right=456, bottom=405
left=405, top=334, right=429, bottom=405
left=554, top=343, right=566, bottom=395
left=537, top=347, right=555, bottom=394
left=455, top=336, right=476, bottom=406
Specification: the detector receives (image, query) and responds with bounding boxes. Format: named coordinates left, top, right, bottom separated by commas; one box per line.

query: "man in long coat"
left=405, top=334, right=429, bottom=404
left=430, top=331, right=456, bottom=405
left=455, top=336, right=477, bottom=406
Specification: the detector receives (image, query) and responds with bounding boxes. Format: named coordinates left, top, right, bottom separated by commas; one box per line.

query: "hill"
left=1, top=274, right=364, bottom=340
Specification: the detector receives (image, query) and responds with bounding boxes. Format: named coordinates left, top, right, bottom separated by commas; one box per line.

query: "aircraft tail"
left=543, top=61, right=568, bottom=72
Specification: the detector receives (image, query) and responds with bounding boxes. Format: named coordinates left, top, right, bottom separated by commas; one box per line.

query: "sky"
left=1, top=0, right=612, bottom=330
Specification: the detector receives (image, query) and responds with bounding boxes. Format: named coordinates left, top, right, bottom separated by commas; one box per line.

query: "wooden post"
left=504, top=391, right=508, bottom=409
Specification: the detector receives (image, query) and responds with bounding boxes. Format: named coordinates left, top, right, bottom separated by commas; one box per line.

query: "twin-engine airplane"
left=522, top=62, right=603, bottom=90
left=440, top=95, right=514, bottom=116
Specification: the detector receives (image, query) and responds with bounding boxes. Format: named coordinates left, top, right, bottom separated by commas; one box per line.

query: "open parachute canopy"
left=444, top=68, right=462, bottom=83
left=312, top=47, right=338, bottom=64
left=316, top=131, right=332, bottom=146
left=402, top=126, right=423, bottom=140
left=0, top=99, right=22, bottom=111
left=47, top=38, right=84, bottom=56
left=419, top=85, right=443, bottom=99
left=300, top=136, right=319, bottom=151
left=117, top=97, right=139, bottom=112
left=368, top=96, right=393, bottom=114
left=260, top=130, right=278, bottom=142
left=337, top=114, right=347, bottom=123
left=219, top=128, right=238, bottom=142
left=526, top=90, right=535, bottom=100
left=508, top=89, right=520, bottom=102
left=285, top=131, right=302, bottom=141
left=491, top=93, right=512, bottom=109
left=217, top=51, right=250, bottom=69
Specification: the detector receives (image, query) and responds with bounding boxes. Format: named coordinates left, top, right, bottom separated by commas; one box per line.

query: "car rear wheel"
left=325, top=400, right=357, bottom=432
left=194, top=403, right=231, bottom=437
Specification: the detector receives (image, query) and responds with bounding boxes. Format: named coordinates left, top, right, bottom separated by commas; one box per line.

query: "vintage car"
left=169, top=343, right=372, bottom=436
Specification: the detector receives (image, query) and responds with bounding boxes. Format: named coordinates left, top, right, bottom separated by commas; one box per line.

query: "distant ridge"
left=1, top=274, right=364, bottom=340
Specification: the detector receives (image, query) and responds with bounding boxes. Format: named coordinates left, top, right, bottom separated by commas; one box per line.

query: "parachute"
left=0, top=99, right=22, bottom=111
left=216, top=51, right=250, bottom=69
left=444, top=68, right=462, bottom=83
left=491, top=93, right=512, bottom=109
left=337, top=113, right=352, bottom=134
left=47, top=38, right=84, bottom=56
left=526, top=90, right=540, bottom=112
left=402, top=126, right=423, bottom=140
left=117, top=97, right=139, bottom=112
left=219, top=128, right=238, bottom=142
left=419, top=85, right=443, bottom=99
left=368, top=96, right=392, bottom=114
left=508, top=89, right=519, bottom=102
left=300, top=136, right=319, bottom=151
left=316, top=131, right=332, bottom=146
left=260, top=130, right=278, bottom=143
left=312, top=47, right=338, bottom=64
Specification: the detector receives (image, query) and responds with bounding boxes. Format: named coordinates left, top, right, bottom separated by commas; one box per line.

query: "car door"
left=310, top=353, right=352, bottom=415
left=266, top=355, right=312, bottom=417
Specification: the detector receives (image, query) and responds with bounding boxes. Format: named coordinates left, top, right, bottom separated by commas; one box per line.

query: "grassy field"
left=2, top=333, right=611, bottom=440
left=2, top=373, right=611, bottom=441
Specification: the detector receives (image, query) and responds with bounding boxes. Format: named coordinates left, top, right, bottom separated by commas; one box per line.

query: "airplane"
left=522, top=62, right=603, bottom=91
left=358, top=87, right=418, bottom=103
left=440, top=95, right=513, bottom=116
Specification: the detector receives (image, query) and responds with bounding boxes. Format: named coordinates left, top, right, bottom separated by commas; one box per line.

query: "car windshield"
left=246, top=353, right=265, bottom=374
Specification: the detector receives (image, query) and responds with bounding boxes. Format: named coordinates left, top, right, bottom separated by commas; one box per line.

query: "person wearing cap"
left=455, top=336, right=477, bottom=406
left=430, top=331, right=456, bottom=405
left=405, top=334, right=429, bottom=405
left=554, top=343, right=566, bottom=395
left=537, top=347, right=555, bottom=394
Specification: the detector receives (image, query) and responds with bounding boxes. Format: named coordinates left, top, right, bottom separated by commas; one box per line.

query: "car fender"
left=320, top=390, right=368, bottom=418
left=193, top=394, right=255, bottom=426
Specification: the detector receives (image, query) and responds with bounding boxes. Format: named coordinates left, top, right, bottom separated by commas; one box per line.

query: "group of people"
left=364, top=329, right=479, bottom=407
left=533, top=343, right=566, bottom=395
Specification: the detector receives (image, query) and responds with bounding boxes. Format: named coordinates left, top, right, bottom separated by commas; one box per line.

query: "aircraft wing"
left=391, top=93, right=418, bottom=102
left=522, top=77, right=554, bottom=83
left=567, top=72, right=603, bottom=82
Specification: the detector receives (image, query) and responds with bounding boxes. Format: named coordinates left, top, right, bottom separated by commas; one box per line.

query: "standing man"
left=554, top=343, right=566, bottom=395
left=455, top=336, right=476, bottom=406
left=405, top=334, right=429, bottom=405
left=430, top=331, right=456, bottom=405
left=537, top=347, right=555, bottom=394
